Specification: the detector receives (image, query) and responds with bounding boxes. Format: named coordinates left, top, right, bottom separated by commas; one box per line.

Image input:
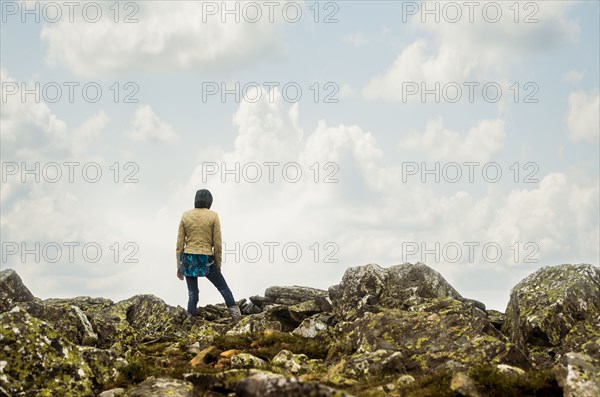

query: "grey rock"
left=554, top=352, right=600, bottom=397
left=292, top=314, right=330, bottom=338
left=0, top=269, right=35, bottom=313
left=125, top=377, right=193, bottom=397
left=21, top=301, right=98, bottom=346
left=328, top=263, right=462, bottom=320
left=231, top=353, right=269, bottom=370
left=503, top=264, right=600, bottom=365
left=250, top=286, right=328, bottom=309
left=184, top=369, right=274, bottom=393
left=236, top=374, right=355, bottom=397
left=97, top=388, right=125, bottom=397
left=271, top=350, right=313, bottom=375
left=328, top=298, right=529, bottom=373
left=0, top=307, right=97, bottom=396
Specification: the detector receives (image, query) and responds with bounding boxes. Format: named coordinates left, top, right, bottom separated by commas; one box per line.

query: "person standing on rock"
left=176, top=189, right=241, bottom=322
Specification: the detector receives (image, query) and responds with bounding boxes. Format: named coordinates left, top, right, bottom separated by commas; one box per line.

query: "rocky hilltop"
left=1, top=263, right=599, bottom=397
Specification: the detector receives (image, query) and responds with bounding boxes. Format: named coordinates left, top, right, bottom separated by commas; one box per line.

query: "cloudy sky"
left=1, top=0, right=598, bottom=311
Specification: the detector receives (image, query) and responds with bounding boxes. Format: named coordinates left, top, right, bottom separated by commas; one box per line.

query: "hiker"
left=176, top=189, right=241, bottom=322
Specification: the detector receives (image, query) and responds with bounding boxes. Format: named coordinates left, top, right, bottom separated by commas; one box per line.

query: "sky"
left=1, top=0, right=598, bottom=311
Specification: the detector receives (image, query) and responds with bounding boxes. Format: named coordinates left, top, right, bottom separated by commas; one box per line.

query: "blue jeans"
left=185, top=264, right=235, bottom=315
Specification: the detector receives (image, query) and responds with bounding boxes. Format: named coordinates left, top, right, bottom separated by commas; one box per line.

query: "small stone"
left=189, top=346, right=219, bottom=367
left=220, top=349, right=241, bottom=359
left=231, top=353, right=268, bottom=370
left=497, top=364, right=525, bottom=376
left=397, top=374, right=415, bottom=384
left=450, top=372, right=480, bottom=397
left=97, top=388, right=125, bottom=397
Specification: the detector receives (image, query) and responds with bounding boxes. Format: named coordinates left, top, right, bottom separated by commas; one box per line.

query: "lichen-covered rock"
left=236, top=374, right=356, bottom=397
left=288, top=299, right=324, bottom=323
left=328, top=299, right=528, bottom=374
left=50, top=294, right=192, bottom=353
left=292, top=314, right=331, bottom=338
left=554, top=352, right=600, bottom=397
left=250, top=286, right=328, bottom=308
left=125, top=377, right=194, bottom=397
left=21, top=301, right=98, bottom=346
left=184, top=369, right=274, bottom=393
left=271, top=350, right=313, bottom=375
left=328, top=263, right=462, bottom=320
left=325, top=349, right=405, bottom=385
left=503, top=264, right=600, bottom=365
left=0, top=269, right=35, bottom=313
left=0, top=307, right=96, bottom=396
left=231, top=353, right=269, bottom=370
left=226, top=312, right=282, bottom=336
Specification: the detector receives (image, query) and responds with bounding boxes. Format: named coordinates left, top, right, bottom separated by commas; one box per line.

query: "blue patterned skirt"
left=179, top=252, right=213, bottom=277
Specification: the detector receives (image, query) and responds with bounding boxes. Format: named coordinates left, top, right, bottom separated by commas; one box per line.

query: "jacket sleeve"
left=213, top=213, right=222, bottom=268
left=176, top=216, right=185, bottom=269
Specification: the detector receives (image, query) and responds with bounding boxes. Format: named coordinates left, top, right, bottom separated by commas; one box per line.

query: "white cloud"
left=363, top=2, right=579, bottom=101
left=0, top=68, right=67, bottom=146
left=487, top=173, right=599, bottom=263
left=398, top=118, right=506, bottom=162
left=40, top=1, right=288, bottom=77
left=567, top=91, right=600, bottom=143
left=126, top=105, right=178, bottom=143
left=363, top=40, right=471, bottom=101
left=72, top=111, right=109, bottom=154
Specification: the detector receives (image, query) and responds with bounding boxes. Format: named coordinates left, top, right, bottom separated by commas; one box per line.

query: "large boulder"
left=20, top=301, right=98, bottom=346
left=0, top=307, right=120, bottom=396
left=328, top=263, right=462, bottom=320
left=503, top=264, right=600, bottom=367
left=327, top=298, right=528, bottom=378
left=0, top=269, right=35, bottom=313
left=45, top=294, right=192, bottom=353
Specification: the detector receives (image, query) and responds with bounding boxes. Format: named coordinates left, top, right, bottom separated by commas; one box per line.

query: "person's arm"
left=176, top=216, right=185, bottom=271
left=213, top=213, right=222, bottom=268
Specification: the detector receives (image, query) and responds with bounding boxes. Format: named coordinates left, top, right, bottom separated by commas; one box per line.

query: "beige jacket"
left=176, top=208, right=222, bottom=269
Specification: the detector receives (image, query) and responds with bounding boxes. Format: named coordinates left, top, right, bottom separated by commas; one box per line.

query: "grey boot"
left=227, top=306, right=242, bottom=323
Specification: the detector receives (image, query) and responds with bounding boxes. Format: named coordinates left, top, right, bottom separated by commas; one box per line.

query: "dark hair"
left=194, top=189, right=213, bottom=209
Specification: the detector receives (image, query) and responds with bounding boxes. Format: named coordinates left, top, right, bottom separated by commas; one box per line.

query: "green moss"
left=117, top=360, right=150, bottom=384
left=469, top=365, right=561, bottom=397
left=212, top=331, right=328, bottom=361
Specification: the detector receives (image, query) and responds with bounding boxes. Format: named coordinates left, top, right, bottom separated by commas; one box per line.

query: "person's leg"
left=185, top=276, right=199, bottom=315
left=206, top=266, right=236, bottom=307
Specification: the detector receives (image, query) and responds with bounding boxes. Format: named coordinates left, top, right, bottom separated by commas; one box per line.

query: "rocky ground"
left=1, top=262, right=599, bottom=397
